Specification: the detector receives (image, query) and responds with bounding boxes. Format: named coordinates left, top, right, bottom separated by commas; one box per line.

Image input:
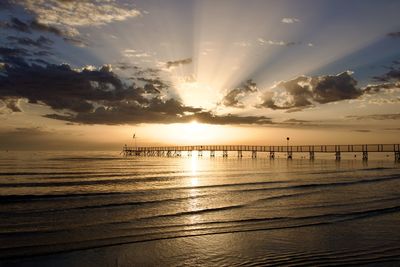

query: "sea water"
left=0, top=151, right=399, bottom=266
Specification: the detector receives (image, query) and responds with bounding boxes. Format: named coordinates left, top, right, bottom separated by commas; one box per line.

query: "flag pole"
left=133, top=132, right=136, bottom=149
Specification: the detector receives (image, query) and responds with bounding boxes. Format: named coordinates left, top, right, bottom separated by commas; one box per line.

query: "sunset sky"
left=0, top=0, right=399, bottom=150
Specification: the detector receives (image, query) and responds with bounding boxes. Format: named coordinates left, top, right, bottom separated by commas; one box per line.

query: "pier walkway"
left=123, top=144, right=400, bottom=161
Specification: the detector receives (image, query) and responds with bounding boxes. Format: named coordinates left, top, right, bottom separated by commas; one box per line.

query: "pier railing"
left=122, top=144, right=400, bottom=161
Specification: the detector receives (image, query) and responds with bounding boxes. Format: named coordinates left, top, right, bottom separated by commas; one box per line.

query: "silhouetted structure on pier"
left=122, top=144, right=400, bottom=161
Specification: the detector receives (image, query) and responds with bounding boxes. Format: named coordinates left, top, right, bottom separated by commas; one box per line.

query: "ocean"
left=0, top=151, right=400, bottom=266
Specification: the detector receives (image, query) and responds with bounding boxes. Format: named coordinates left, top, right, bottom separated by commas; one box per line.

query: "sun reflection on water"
left=190, top=156, right=199, bottom=186
left=185, top=157, right=202, bottom=226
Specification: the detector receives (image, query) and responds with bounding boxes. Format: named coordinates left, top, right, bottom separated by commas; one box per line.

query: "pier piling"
left=270, top=151, right=275, bottom=159
left=122, top=144, right=399, bottom=161
left=395, top=151, right=400, bottom=162
left=363, top=151, right=368, bottom=161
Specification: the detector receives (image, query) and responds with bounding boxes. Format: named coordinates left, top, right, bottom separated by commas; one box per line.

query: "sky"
left=0, top=0, right=399, bottom=150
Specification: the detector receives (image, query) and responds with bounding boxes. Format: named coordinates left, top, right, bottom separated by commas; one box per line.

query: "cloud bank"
left=9, top=0, right=141, bottom=35
left=0, top=59, right=273, bottom=125
left=220, top=67, right=400, bottom=113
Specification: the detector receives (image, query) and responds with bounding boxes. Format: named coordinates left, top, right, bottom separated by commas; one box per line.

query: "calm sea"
left=0, top=151, right=400, bottom=266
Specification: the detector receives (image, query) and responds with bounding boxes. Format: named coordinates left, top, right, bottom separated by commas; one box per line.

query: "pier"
left=123, top=144, right=400, bottom=161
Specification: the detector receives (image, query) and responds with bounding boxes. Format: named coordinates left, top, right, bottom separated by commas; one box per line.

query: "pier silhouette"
left=123, top=144, right=400, bottom=161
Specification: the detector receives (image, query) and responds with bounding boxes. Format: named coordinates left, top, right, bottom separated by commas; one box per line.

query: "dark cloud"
left=0, top=1, right=12, bottom=9
left=347, top=113, right=400, bottom=120
left=353, top=129, right=371, bottom=133
left=363, top=82, right=399, bottom=94
left=222, top=79, right=258, bottom=108
left=0, top=62, right=140, bottom=113
left=62, top=37, right=87, bottom=47
left=33, top=51, right=53, bottom=57
left=12, top=0, right=141, bottom=29
left=44, top=109, right=273, bottom=126
left=283, top=118, right=310, bottom=124
left=0, top=55, right=30, bottom=68
left=0, top=17, right=31, bottom=32
left=31, top=19, right=87, bottom=46
left=0, top=1, right=141, bottom=47
left=278, top=118, right=341, bottom=128
left=188, top=112, right=272, bottom=125
left=0, top=47, right=29, bottom=57
left=369, top=62, right=400, bottom=94
left=227, top=67, right=398, bottom=113
left=373, top=66, right=400, bottom=83
left=116, top=63, right=140, bottom=71
left=387, top=32, right=400, bottom=38
left=313, top=71, right=361, bottom=103
left=0, top=60, right=272, bottom=125
left=136, top=77, right=170, bottom=94
left=258, top=71, right=362, bottom=111
left=30, top=19, right=65, bottom=36
left=371, top=75, right=391, bottom=83
left=1, top=17, right=86, bottom=46
left=146, top=98, right=202, bottom=115
left=166, top=58, right=192, bottom=69
left=134, top=68, right=161, bottom=77
left=284, top=107, right=307, bottom=113
left=6, top=36, right=53, bottom=49
left=0, top=17, right=65, bottom=36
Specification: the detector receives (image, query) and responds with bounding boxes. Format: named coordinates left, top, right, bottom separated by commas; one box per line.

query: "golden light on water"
left=188, top=156, right=199, bottom=186
left=190, top=177, right=199, bottom=187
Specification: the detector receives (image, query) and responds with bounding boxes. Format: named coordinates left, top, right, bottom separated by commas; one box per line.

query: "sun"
left=187, top=120, right=203, bottom=132
left=141, top=121, right=241, bottom=145
left=181, top=120, right=208, bottom=140
left=160, top=120, right=214, bottom=144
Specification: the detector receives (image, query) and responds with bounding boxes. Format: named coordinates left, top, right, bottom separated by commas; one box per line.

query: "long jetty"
left=123, top=144, right=400, bottom=161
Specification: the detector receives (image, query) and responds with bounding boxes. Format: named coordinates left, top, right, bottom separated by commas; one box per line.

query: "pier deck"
left=123, top=144, right=400, bottom=161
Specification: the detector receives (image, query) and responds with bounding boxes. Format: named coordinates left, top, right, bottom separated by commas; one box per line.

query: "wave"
left=1, top=205, right=399, bottom=260
left=240, top=174, right=400, bottom=193
left=0, top=171, right=97, bottom=176
left=0, top=178, right=292, bottom=188
left=0, top=193, right=222, bottom=214
left=47, top=157, right=124, bottom=161
left=0, top=192, right=133, bottom=202
left=1, top=174, right=399, bottom=201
